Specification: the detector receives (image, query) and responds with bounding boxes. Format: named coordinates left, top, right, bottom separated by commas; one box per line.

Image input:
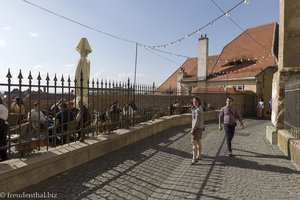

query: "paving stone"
left=21, top=119, right=300, bottom=199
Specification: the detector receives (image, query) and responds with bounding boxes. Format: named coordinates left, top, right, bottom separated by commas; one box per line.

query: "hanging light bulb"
left=225, top=12, right=230, bottom=17
left=244, top=0, right=250, bottom=5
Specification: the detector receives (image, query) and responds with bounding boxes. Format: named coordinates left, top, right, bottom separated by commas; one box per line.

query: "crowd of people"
left=1, top=93, right=254, bottom=164
left=0, top=96, right=139, bottom=161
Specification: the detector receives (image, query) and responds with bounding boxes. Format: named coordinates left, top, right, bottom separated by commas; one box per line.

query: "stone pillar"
left=272, top=0, right=300, bottom=128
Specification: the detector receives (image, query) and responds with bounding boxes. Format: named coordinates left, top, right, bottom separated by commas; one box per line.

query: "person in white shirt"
left=122, top=101, right=135, bottom=128
left=0, top=97, right=9, bottom=161
left=257, top=98, right=264, bottom=119
left=28, top=102, right=47, bottom=130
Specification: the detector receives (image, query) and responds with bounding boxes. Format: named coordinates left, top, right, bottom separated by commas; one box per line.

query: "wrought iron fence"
left=0, top=69, right=255, bottom=160
left=0, top=70, right=193, bottom=159
left=284, top=81, right=300, bottom=139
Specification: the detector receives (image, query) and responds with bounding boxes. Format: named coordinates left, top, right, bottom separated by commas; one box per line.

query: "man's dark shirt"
left=77, top=105, right=91, bottom=127
left=55, top=108, right=75, bottom=132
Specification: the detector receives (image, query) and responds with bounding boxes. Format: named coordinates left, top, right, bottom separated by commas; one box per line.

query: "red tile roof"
left=158, top=23, right=278, bottom=90
left=192, top=86, right=255, bottom=94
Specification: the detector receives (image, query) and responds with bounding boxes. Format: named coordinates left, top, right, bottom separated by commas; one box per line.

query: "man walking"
left=219, top=97, right=244, bottom=156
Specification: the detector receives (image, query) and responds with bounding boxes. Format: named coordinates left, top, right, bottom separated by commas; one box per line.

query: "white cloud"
left=90, top=70, right=146, bottom=84
left=26, top=32, right=39, bottom=37
left=94, top=69, right=108, bottom=79
left=33, top=64, right=44, bottom=70
left=0, top=40, right=7, bottom=47
left=136, top=73, right=146, bottom=78
left=31, top=63, right=50, bottom=76
left=3, top=26, right=11, bottom=32
left=64, top=64, right=74, bottom=70
left=117, top=72, right=132, bottom=80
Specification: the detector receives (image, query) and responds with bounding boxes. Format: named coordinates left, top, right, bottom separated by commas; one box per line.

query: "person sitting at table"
left=28, top=102, right=48, bottom=131
left=75, top=100, right=91, bottom=140
left=48, top=102, right=75, bottom=144
left=11, top=97, right=26, bottom=122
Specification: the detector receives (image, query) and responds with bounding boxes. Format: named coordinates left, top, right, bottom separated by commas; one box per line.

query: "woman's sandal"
left=191, top=159, right=198, bottom=165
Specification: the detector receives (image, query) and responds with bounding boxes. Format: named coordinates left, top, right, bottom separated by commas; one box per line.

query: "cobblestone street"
left=23, top=119, right=300, bottom=199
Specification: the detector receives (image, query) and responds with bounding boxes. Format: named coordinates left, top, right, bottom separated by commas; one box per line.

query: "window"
left=232, top=85, right=244, bottom=91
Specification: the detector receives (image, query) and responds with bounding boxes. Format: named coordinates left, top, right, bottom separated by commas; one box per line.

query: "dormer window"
left=222, top=59, right=256, bottom=67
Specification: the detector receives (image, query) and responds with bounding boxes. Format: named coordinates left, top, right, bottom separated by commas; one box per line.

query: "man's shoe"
left=228, top=150, right=233, bottom=157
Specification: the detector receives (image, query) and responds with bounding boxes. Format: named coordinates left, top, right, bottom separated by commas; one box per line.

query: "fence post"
left=80, top=70, right=84, bottom=142
left=6, top=69, right=12, bottom=158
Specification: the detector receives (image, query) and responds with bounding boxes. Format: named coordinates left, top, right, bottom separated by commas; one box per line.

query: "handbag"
left=228, top=108, right=237, bottom=126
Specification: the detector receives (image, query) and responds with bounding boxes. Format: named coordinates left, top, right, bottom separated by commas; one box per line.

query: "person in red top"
left=219, top=97, right=244, bottom=156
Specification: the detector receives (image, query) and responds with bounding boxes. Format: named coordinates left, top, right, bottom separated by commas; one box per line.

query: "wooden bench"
left=8, top=113, right=19, bottom=127
left=50, top=120, right=78, bottom=145
left=13, top=122, right=48, bottom=152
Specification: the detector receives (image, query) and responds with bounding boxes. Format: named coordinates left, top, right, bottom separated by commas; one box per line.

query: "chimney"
left=177, top=67, right=186, bottom=95
left=197, top=35, right=208, bottom=80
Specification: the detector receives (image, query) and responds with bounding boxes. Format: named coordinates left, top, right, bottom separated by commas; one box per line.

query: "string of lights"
left=189, top=53, right=273, bottom=63
left=22, top=0, right=269, bottom=70
left=144, top=48, right=183, bottom=65
left=22, top=0, right=248, bottom=50
left=209, top=0, right=270, bottom=53
left=208, top=66, right=264, bottom=77
left=147, top=0, right=248, bottom=49
left=144, top=47, right=190, bottom=59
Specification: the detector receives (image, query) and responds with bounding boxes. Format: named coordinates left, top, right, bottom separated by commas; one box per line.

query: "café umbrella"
left=75, top=37, right=92, bottom=107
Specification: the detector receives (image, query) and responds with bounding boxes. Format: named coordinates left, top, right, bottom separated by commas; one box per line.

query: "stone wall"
left=0, top=111, right=219, bottom=193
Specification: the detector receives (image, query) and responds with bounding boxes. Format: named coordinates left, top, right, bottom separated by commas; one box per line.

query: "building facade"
left=159, top=23, right=279, bottom=115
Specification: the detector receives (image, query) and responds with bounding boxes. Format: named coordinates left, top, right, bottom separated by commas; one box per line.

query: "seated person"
left=69, top=100, right=79, bottom=115
left=48, top=102, right=75, bottom=144
left=122, top=101, right=136, bottom=128
left=11, top=97, right=26, bottom=122
left=76, top=100, right=91, bottom=139
left=109, top=101, right=121, bottom=130
left=28, top=102, right=48, bottom=132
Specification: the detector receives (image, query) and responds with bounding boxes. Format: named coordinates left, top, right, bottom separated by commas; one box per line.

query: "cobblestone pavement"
left=23, top=119, right=300, bottom=200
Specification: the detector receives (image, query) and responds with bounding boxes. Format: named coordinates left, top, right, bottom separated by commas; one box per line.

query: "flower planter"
left=97, top=124, right=112, bottom=133
left=15, top=139, right=48, bottom=152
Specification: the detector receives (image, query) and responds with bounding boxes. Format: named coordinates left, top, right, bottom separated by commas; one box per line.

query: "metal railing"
left=0, top=69, right=256, bottom=159
left=0, top=70, right=191, bottom=159
left=284, top=81, right=300, bottom=139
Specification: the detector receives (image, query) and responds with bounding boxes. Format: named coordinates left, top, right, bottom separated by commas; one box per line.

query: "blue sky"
left=0, top=0, right=279, bottom=87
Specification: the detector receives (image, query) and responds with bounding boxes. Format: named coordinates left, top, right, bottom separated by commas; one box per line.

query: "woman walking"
left=190, top=97, right=204, bottom=165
